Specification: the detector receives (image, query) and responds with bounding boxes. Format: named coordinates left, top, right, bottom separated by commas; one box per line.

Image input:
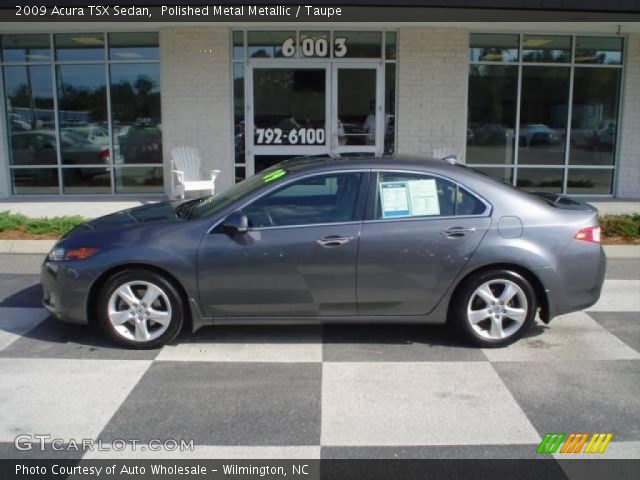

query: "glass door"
left=332, top=63, right=384, bottom=157
left=247, top=65, right=330, bottom=175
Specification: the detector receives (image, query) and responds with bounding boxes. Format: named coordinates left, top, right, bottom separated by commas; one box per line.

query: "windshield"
left=189, top=165, right=290, bottom=219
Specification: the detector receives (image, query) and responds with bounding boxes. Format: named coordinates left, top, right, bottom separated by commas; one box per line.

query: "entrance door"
left=332, top=64, right=384, bottom=157
left=246, top=63, right=383, bottom=175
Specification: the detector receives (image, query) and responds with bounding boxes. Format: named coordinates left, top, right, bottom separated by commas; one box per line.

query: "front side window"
left=243, top=172, right=362, bottom=228
left=375, top=172, right=485, bottom=220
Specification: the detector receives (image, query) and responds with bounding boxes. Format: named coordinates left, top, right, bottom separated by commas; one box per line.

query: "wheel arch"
left=447, top=263, right=550, bottom=323
left=87, top=263, right=192, bottom=330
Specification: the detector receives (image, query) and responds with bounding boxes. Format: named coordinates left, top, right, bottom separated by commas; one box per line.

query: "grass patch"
left=0, top=210, right=85, bottom=236
left=599, top=213, right=640, bottom=239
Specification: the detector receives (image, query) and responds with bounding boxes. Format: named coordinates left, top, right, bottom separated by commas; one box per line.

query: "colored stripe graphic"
left=584, top=433, right=613, bottom=454
left=539, top=432, right=613, bottom=454
left=537, top=433, right=566, bottom=453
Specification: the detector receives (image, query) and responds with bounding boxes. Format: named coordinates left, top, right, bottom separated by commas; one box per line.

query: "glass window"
left=575, top=37, right=623, bottom=65
left=518, top=67, right=570, bottom=165
left=334, top=32, right=381, bottom=58
left=243, top=173, right=362, bottom=228
left=375, top=172, right=484, bottom=219
left=471, top=166, right=514, bottom=185
left=336, top=68, right=377, bottom=146
left=384, top=63, right=396, bottom=155
left=115, top=166, right=163, bottom=193
left=522, top=35, right=571, bottom=63
left=110, top=63, right=162, bottom=164
left=252, top=68, right=326, bottom=146
left=4, top=65, right=56, bottom=165
left=470, top=34, right=519, bottom=62
left=56, top=64, right=109, bottom=165
left=55, top=33, right=105, bottom=61
left=299, top=31, right=330, bottom=58
left=516, top=168, right=564, bottom=193
left=385, top=32, right=397, bottom=60
left=248, top=31, right=295, bottom=58
left=466, top=65, right=518, bottom=165
left=232, top=31, right=244, bottom=60
left=2, top=34, right=51, bottom=62
left=62, top=167, right=111, bottom=194
left=570, top=68, right=621, bottom=166
left=566, top=169, right=613, bottom=195
left=12, top=168, right=59, bottom=194
left=109, top=32, right=159, bottom=61
left=233, top=63, right=245, bottom=169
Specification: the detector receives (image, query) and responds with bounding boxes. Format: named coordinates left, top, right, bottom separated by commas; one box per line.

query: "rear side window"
left=374, top=172, right=485, bottom=219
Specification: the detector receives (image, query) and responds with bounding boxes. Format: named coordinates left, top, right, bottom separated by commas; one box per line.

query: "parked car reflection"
left=11, top=130, right=109, bottom=165
left=519, top=124, right=563, bottom=147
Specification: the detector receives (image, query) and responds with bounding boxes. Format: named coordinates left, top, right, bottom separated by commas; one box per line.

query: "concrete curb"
left=0, top=239, right=639, bottom=258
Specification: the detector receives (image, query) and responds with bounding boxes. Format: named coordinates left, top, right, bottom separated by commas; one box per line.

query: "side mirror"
left=222, top=211, right=248, bottom=234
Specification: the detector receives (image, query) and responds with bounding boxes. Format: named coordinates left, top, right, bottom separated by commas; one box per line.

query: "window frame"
left=228, top=169, right=371, bottom=231
left=364, top=169, right=492, bottom=223
left=466, top=32, right=625, bottom=197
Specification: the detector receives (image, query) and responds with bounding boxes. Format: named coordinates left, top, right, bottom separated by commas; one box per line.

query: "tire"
left=97, top=269, right=184, bottom=349
left=450, top=269, right=536, bottom=348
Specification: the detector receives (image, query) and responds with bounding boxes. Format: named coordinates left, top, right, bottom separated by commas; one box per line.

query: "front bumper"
left=41, top=260, right=95, bottom=325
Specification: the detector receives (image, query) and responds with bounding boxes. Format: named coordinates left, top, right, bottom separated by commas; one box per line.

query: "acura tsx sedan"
left=41, top=156, right=606, bottom=349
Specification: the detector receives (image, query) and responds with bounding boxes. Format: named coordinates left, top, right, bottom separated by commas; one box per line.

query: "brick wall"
left=617, top=33, right=640, bottom=199
left=396, top=27, right=469, bottom=161
left=159, top=27, right=233, bottom=194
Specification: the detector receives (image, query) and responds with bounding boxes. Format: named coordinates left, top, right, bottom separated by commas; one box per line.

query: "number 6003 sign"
left=281, top=37, right=347, bottom=58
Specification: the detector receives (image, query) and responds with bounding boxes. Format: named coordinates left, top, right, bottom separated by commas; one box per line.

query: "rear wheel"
left=98, top=270, right=184, bottom=349
left=451, top=270, right=536, bottom=348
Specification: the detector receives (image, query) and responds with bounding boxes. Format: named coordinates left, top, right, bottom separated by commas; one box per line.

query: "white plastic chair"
left=170, top=146, right=220, bottom=199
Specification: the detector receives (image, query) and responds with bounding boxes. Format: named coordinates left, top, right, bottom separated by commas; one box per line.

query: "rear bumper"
left=41, top=260, right=93, bottom=325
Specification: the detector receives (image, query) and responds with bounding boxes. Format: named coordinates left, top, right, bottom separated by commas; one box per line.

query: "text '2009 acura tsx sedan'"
left=42, top=156, right=606, bottom=349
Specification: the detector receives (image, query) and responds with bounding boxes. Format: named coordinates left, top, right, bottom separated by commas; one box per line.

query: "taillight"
left=99, top=148, right=109, bottom=160
left=575, top=225, right=601, bottom=243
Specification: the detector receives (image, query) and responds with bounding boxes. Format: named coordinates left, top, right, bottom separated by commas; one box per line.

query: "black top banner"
left=2, top=4, right=640, bottom=22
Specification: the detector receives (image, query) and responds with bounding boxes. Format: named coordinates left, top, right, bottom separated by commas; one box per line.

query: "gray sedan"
left=41, top=156, right=606, bottom=349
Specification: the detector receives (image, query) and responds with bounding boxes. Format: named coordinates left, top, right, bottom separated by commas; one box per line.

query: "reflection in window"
left=466, top=65, right=518, bottom=165
left=385, top=63, right=396, bottom=154
left=516, top=168, right=564, bottom=193
left=62, top=167, right=111, bottom=194
left=470, top=34, right=519, bottom=62
left=385, top=32, right=397, bottom=60
left=334, top=32, right=382, bottom=58
left=115, top=166, right=163, bottom=193
left=570, top=68, right=621, bottom=166
left=55, top=33, right=105, bottom=61
left=337, top=68, right=377, bottom=146
left=4, top=65, right=55, bottom=166
left=522, top=35, right=571, bottom=63
left=248, top=31, right=295, bottom=58
left=56, top=64, right=109, bottom=165
left=109, top=32, right=159, bottom=61
left=232, top=31, right=244, bottom=60
left=518, top=67, right=570, bottom=165
left=110, top=63, right=162, bottom=164
left=575, top=37, right=623, bottom=65
left=471, top=166, right=513, bottom=185
left=566, top=169, right=613, bottom=195
left=243, top=173, right=362, bottom=227
left=233, top=63, right=245, bottom=175
left=12, top=168, right=59, bottom=194
left=2, top=34, right=50, bottom=62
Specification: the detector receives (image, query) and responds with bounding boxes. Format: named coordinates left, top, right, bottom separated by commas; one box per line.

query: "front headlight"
left=48, top=246, right=99, bottom=261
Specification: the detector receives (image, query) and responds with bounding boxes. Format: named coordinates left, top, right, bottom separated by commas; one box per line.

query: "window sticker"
left=380, top=181, right=410, bottom=218
left=262, top=168, right=287, bottom=183
left=407, top=179, right=440, bottom=216
left=379, top=179, right=440, bottom=218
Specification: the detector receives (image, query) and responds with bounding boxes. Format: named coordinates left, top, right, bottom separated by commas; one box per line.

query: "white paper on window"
left=407, top=179, right=440, bottom=216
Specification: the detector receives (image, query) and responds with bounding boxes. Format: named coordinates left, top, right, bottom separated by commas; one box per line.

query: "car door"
left=197, top=170, right=369, bottom=318
left=357, top=170, right=491, bottom=316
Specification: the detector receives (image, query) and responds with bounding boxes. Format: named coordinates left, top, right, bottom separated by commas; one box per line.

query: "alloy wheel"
left=466, top=279, right=528, bottom=340
left=107, top=281, right=172, bottom=342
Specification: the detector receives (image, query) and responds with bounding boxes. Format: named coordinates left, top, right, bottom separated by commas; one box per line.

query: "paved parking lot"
left=0, top=253, right=638, bottom=460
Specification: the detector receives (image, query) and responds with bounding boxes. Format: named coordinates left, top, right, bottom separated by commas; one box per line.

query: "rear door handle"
left=441, top=227, right=476, bottom=238
left=315, top=235, right=353, bottom=247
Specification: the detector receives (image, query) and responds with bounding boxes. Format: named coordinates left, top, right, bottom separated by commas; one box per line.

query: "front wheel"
left=451, top=270, right=536, bottom=348
left=98, top=270, right=184, bottom=349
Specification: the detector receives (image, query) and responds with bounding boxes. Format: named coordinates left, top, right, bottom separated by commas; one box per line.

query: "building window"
left=2, top=32, right=162, bottom=195
left=467, top=34, right=623, bottom=195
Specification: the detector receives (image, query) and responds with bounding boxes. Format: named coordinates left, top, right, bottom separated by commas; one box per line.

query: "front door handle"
left=315, top=235, right=353, bottom=247
left=441, top=227, right=476, bottom=238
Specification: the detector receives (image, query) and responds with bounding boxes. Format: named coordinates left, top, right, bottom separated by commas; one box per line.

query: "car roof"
left=278, top=154, right=462, bottom=176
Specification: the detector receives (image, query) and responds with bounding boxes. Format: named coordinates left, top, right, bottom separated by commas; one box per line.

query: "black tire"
left=450, top=269, right=537, bottom=348
left=97, top=269, right=184, bottom=349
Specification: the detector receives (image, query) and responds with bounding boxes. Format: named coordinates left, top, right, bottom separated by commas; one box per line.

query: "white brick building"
left=0, top=20, right=639, bottom=199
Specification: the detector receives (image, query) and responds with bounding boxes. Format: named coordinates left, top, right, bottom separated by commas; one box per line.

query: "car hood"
left=63, top=200, right=187, bottom=237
